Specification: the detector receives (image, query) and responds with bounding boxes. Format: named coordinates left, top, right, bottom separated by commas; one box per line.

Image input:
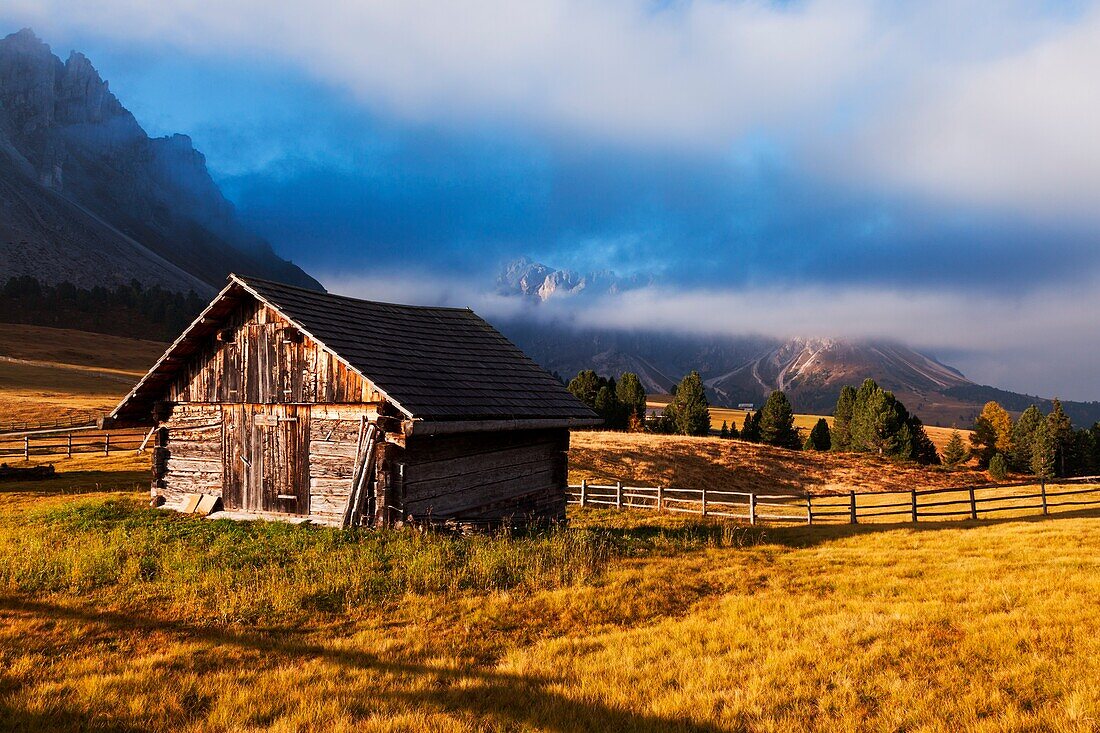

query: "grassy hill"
left=0, top=324, right=164, bottom=426
left=570, top=432, right=988, bottom=495
left=2, top=485, right=1100, bottom=730
left=1, top=321, right=1098, bottom=729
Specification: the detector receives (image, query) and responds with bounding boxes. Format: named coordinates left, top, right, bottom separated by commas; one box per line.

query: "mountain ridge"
left=496, top=319, right=1100, bottom=427
left=0, top=28, right=320, bottom=294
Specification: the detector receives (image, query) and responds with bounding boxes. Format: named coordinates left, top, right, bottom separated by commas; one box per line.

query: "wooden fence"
left=0, top=425, right=152, bottom=460
left=568, top=477, right=1100, bottom=525
left=0, top=413, right=106, bottom=435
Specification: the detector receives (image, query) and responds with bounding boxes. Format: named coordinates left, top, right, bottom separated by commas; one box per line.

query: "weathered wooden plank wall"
left=158, top=403, right=224, bottom=507
left=307, top=405, right=382, bottom=523
left=167, top=301, right=383, bottom=405
left=398, top=428, right=569, bottom=523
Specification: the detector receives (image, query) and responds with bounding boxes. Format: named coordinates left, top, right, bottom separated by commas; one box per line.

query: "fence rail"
left=0, top=413, right=105, bottom=435
left=568, top=476, right=1100, bottom=526
left=0, top=426, right=152, bottom=460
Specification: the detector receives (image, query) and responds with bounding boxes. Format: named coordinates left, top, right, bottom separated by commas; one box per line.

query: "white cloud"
left=846, top=6, right=1100, bottom=220
left=7, top=0, right=1099, bottom=219
left=1, top=0, right=879, bottom=144
left=322, top=268, right=1100, bottom=400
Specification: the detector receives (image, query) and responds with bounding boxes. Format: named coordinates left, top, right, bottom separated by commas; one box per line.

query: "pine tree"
left=804, top=418, right=831, bottom=451
left=1073, top=429, right=1097, bottom=477
left=593, top=385, right=626, bottom=429
left=1010, top=405, right=1044, bottom=472
left=906, top=414, right=941, bottom=465
left=567, top=370, right=602, bottom=408
left=669, top=371, right=710, bottom=436
left=850, top=379, right=901, bottom=455
left=741, top=410, right=761, bottom=442
left=989, top=453, right=1008, bottom=481
left=1031, top=419, right=1056, bottom=479
left=759, top=390, right=801, bottom=449
left=943, top=430, right=968, bottom=467
left=832, top=386, right=856, bottom=450
left=842, top=378, right=938, bottom=464
left=616, top=372, right=647, bottom=423
left=719, top=420, right=730, bottom=439
left=727, top=420, right=740, bottom=439
left=970, top=401, right=1012, bottom=467
left=1047, top=399, right=1075, bottom=477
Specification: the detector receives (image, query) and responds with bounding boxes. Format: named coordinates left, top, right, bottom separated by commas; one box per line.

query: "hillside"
left=0, top=28, right=319, bottom=293
left=705, top=338, right=971, bottom=418
left=0, top=323, right=163, bottom=425
left=569, top=431, right=986, bottom=495
left=503, top=317, right=1100, bottom=427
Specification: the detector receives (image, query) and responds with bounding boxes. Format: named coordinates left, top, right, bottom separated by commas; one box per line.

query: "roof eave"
left=405, top=416, right=604, bottom=436
left=109, top=278, right=242, bottom=422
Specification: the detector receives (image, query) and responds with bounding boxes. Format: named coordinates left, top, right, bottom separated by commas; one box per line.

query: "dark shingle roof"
left=114, top=274, right=597, bottom=424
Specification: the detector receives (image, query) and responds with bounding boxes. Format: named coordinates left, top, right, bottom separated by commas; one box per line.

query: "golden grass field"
left=569, top=431, right=989, bottom=494
left=2, top=471, right=1100, bottom=731
left=4, top=324, right=1099, bottom=730
left=0, top=324, right=165, bottom=425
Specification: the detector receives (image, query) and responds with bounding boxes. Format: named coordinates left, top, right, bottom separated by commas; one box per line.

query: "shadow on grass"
left=0, top=596, right=728, bottom=733
left=0, top=469, right=146, bottom=496
left=571, top=505, right=1100, bottom=552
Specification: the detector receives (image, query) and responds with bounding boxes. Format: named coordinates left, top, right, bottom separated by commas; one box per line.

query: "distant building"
left=109, top=274, right=599, bottom=528
left=737, top=403, right=755, bottom=411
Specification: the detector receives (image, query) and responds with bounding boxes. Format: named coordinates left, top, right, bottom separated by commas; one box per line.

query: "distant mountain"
left=706, top=338, right=971, bottom=415
left=497, top=320, right=1100, bottom=427
left=0, top=28, right=320, bottom=294
left=496, top=256, right=648, bottom=301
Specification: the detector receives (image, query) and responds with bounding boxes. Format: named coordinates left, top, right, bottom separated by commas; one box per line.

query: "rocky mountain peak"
left=3, top=28, right=50, bottom=53
left=57, top=51, right=131, bottom=127
left=0, top=28, right=321, bottom=293
left=496, top=256, right=649, bottom=302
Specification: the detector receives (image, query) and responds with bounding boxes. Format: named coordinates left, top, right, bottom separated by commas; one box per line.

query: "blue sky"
left=4, top=1, right=1100, bottom=398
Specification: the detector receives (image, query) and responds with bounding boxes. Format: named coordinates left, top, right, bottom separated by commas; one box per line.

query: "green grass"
left=4, top=476, right=1100, bottom=730
left=0, top=496, right=759, bottom=626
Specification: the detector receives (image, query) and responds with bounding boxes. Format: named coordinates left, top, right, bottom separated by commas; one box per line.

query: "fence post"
left=67, top=433, right=72, bottom=458
left=1041, top=478, right=1048, bottom=515
left=806, top=493, right=813, bottom=525
left=616, top=480, right=623, bottom=510
left=701, top=488, right=707, bottom=517
left=23, top=435, right=29, bottom=460
left=911, top=489, right=918, bottom=523
left=657, top=485, right=664, bottom=512
left=969, top=487, right=977, bottom=520
left=849, top=490, right=857, bottom=525
left=749, top=493, right=757, bottom=525
left=580, top=479, right=587, bottom=507
left=104, top=432, right=110, bottom=457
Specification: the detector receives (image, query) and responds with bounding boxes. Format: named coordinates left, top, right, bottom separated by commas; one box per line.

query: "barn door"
left=223, top=405, right=310, bottom=515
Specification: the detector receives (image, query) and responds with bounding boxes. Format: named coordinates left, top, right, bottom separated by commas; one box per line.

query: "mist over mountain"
left=0, top=28, right=319, bottom=294
left=496, top=257, right=649, bottom=302
left=492, top=257, right=1100, bottom=427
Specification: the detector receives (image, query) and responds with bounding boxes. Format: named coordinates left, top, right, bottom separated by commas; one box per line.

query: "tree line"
left=0, top=276, right=205, bottom=342
left=566, top=370, right=939, bottom=465
left=967, top=399, right=1100, bottom=479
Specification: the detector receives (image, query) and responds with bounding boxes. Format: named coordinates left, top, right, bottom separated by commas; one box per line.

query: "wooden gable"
left=167, top=297, right=384, bottom=405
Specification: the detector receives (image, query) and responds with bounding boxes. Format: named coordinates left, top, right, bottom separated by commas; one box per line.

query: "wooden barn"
left=108, top=274, right=599, bottom=527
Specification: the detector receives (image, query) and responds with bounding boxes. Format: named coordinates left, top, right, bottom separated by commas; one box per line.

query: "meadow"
left=3, top=324, right=1097, bottom=731
left=0, top=324, right=163, bottom=425
left=3, top=464, right=1100, bottom=731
